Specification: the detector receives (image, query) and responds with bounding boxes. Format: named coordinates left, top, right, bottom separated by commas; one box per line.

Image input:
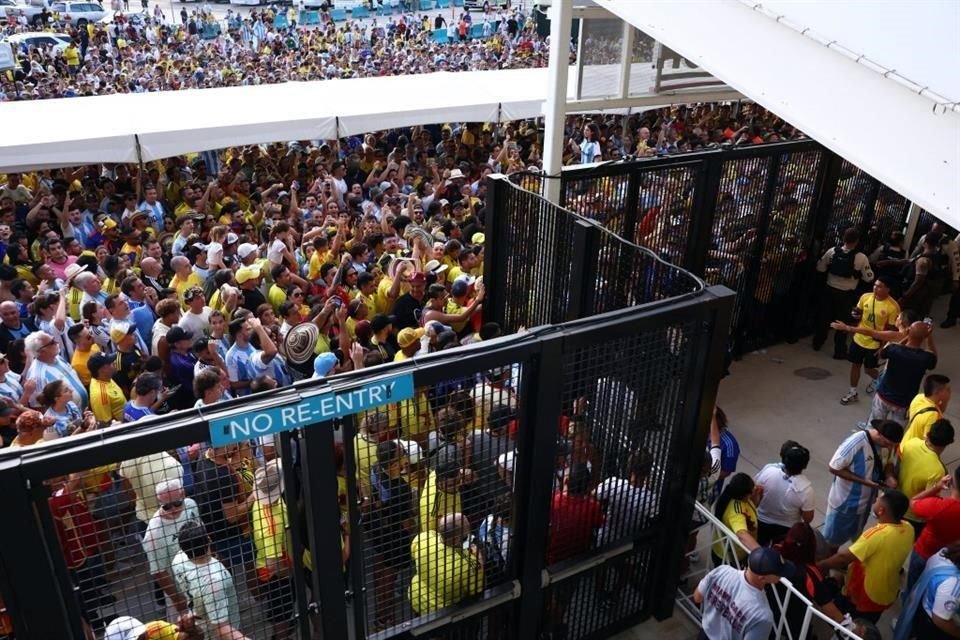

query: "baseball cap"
left=746, top=547, right=787, bottom=577
left=225, top=232, right=239, bottom=245
left=396, top=438, right=422, bottom=465
left=471, top=232, right=485, bottom=245
left=166, top=326, right=192, bottom=344
left=397, top=327, right=425, bottom=349
left=104, top=616, right=147, bottom=640
left=379, top=181, right=394, bottom=192
left=313, top=351, right=338, bottom=378
left=87, top=352, right=115, bottom=376
left=237, top=243, right=259, bottom=260
left=235, top=265, right=262, bottom=284
left=109, top=322, right=137, bottom=344
left=408, top=272, right=426, bottom=284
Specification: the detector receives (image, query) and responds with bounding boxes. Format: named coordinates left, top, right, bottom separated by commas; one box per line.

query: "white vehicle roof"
left=6, top=31, right=70, bottom=40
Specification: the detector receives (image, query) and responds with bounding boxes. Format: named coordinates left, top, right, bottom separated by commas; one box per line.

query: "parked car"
left=464, top=0, right=508, bottom=11
left=4, top=31, right=72, bottom=52
left=50, top=1, right=106, bottom=25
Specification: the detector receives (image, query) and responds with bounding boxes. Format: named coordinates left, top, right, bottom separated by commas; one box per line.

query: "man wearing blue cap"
left=694, top=547, right=783, bottom=639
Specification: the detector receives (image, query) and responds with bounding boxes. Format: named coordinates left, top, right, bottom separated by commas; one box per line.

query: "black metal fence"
left=501, top=140, right=925, bottom=356
left=0, top=280, right=732, bottom=637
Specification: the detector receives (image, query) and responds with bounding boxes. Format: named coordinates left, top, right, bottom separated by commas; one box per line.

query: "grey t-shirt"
left=697, top=566, right=773, bottom=640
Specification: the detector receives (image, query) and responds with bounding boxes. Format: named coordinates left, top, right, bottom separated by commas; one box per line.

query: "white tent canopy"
left=0, top=68, right=549, bottom=172
left=597, top=0, right=960, bottom=227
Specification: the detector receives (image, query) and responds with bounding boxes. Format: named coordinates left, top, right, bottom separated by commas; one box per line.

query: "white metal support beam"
left=618, top=21, right=634, bottom=100
left=542, top=0, right=574, bottom=205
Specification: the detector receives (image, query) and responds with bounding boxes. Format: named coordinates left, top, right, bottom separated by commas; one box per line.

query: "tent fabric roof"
left=599, top=0, right=960, bottom=226
left=0, top=68, right=548, bottom=172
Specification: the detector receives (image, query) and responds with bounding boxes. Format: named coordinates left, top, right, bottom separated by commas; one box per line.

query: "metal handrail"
left=676, top=502, right=863, bottom=640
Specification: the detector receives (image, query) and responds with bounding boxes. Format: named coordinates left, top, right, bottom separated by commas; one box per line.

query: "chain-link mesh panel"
left=740, top=150, right=822, bottom=349
left=632, top=165, right=698, bottom=263
left=561, top=171, right=631, bottom=230
left=824, top=159, right=877, bottom=248
left=702, top=157, right=772, bottom=346
left=541, top=546, right=654, bottom=639
left=547, top=322, right=697, bottom=564
left=871, top=185, right=910, bottom=241
left=495, top=183, right=578, bottom=332
left=348, top=360, right=523, bottom=636
left=40, top=441, right=306, bottom=639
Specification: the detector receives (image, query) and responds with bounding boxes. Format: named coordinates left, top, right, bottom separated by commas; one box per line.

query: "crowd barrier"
left=0, top=180, right=732, bottom=640
left=677, top=502, right=863, bottom=640
left=505, top=140, right=956, bottom=357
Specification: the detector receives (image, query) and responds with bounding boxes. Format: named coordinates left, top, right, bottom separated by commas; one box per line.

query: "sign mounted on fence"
left=208, top=372, right=414, bottom=446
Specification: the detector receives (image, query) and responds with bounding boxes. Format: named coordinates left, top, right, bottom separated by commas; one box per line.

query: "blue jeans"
left=903, top=549, right=927, bottom=607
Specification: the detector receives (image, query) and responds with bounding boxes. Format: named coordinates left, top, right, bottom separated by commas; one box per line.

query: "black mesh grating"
left=630, top=165, right=698, bottom=264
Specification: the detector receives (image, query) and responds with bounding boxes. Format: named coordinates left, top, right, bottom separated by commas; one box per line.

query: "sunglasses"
left=160, top=499, right=184, bottom=511
left=292, top=292, right=304, bottom=298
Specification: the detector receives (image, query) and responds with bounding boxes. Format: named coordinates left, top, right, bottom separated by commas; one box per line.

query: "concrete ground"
left=621, top=295, right=959, bottom=639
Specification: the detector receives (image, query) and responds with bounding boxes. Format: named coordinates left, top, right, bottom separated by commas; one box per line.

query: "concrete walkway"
left=623, top=296, right=959, bottom=639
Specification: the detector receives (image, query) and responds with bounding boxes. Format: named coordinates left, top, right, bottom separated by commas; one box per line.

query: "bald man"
left=0, top=300, right=36, bottom=352
left=870, top=321, right=938, bottom=426
left=139, top=257, right=166, bottom=296
left=409, top=512, right=484, bottom=615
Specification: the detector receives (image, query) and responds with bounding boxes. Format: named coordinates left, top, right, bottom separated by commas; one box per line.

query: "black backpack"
left=829, top=246, right=857, bottom=278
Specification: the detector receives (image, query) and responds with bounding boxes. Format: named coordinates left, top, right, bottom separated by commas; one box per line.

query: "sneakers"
left=841, top=390, right=859, bottom=405
left=865, top=380, right=876, bottom=394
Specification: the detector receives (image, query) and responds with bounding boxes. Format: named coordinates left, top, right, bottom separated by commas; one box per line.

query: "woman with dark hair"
left=772, top=523, right=846, bottom=634
left=754, top=440, right=815, bottom=545
left=711, top=472, right=762, bottom=567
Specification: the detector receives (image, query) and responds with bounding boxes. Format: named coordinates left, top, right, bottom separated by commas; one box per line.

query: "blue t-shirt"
left=123, top=401, right=155, bottom=423
left=877, top=344, right=937, bottom=407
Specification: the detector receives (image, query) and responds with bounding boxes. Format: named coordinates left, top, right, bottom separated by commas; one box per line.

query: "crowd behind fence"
left=497, top=139, right=955, bottom=357
left=0, top=185, right=732, bottom=640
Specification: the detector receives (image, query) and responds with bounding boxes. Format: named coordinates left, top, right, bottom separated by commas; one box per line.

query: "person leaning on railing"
left=693, top=547, right=783, bottom=640
left=711, top=472, right=763, bottom=567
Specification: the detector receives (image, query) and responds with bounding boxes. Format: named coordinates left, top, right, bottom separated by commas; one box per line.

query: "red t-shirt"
left=911, top=496, right=960, bottom=559
left=546, top=491, right=604, bottom=565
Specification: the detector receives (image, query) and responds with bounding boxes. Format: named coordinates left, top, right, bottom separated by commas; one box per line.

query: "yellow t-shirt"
left=418, top=471, right=462, bottom=534
left=268, top=284, right=287, bottom=314
left=712, top=499, right=757, bottom=561
left=852, top=293, right=900, bottom=350
left=251, top=499, right=288, bottom=571
left=902, top=394, right=942, bottom=444
left=898, top=438, right=946, bottom=518
left=171, top=272, right=203, bottom=309
left=409, top=530, right=483, bottom=615
left=846, top=521, right=914, bottom=608
left=354, top=433, right=378, bottom=500
left=71, top=345, right=100, bottom=387
left=89, top=378, right=125, bottom=423
left=376, top=277, right=398, bottom=314
left=64, top=46, right=80, bottom=67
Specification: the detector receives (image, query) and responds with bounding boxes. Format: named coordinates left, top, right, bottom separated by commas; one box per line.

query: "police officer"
left=813, top=227, right=874, bottom=359
left=870, top=230, right=909, bottom=298
left=901, top=231, right=949, bottom=318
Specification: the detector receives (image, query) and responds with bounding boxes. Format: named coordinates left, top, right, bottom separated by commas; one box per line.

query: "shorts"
left=258, top=574, right=295, bottom=623
left=847, top=342, right=880, bottom=368
left=823, top=504, right=870, bottom=547
left=214, top=535, right=255, bottom=570
left=867, top=394, right=908, bottom=426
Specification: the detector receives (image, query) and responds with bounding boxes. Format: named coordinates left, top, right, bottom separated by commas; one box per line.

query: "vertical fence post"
left=904, top=202, right=924, bottom=250
left=620, top=168, right=642, bottom=241
left=567, top=219, right=601, bottom=321
left=0, top=461, right=80, bottom=638
left=279, top=431, right=314, bottom=640
left=513, top=339, right=565, bottom=638
left=686, top=154, right=724, bottom=276
left=340, top=414, right=371, bottom=637
left=809, top=149, right=844, bottom=259
left=650, top=286, right=735, bottom=619
left=301, top=422, right=351, bottom=640
left=484, top=175, right=508, bottom=330
left=860, top=177, right=882, bottom=234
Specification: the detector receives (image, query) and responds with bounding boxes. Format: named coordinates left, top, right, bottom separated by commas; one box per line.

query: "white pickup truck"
left=3, top=0, right=105, bottom=26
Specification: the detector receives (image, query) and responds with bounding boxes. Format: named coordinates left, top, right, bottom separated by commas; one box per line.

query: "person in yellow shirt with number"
left=898, top=419, right=954, bottom=534
left=818, top=489, right=914, bottom=621
left=902, top=374, right=951, bottom=444
left=842, top=278, right=900, bottom=406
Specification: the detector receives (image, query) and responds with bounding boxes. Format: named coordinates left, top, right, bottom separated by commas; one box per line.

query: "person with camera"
left=840, top=278, right=900, bottom=406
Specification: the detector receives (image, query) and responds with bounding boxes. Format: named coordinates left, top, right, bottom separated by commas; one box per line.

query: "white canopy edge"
left=598, top=0, right=960, bottom=227
left=0, top=68, right=549, bottom=173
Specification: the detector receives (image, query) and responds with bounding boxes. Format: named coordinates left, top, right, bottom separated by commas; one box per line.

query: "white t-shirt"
left=178, top=307, right=212, bottom=337
left=754, top=463, right=815, bottom=528
left=142, top=498, right=201, bottom=574
left=923, top=550, right=960, bottom=622
left=594, top=477, right=657, bottom=545
left=697, top=565, right=774, bottom=640
left=267, top=238, right=286, bottom=266
left=171, top=553, right=240, bottom=638
left=206, top=241, right=224, bottom=267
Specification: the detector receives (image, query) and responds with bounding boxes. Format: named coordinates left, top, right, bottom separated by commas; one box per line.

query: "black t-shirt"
left=392, top=293, right=424, bottom=330
left=241, top=287, right=267, bottom=313
left=877, top=343, right=937, bottom=407
left=193, top=457, right=242, bottom=544
left=365, top=467, right=413, bottom=554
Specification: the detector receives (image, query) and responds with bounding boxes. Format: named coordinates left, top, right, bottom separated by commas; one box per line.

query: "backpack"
left=828, top=246, right=857, bottom=278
